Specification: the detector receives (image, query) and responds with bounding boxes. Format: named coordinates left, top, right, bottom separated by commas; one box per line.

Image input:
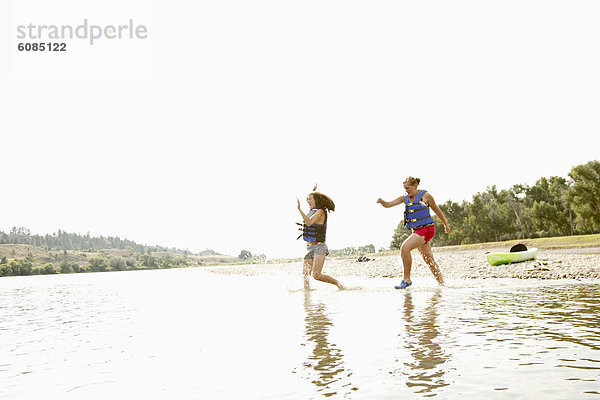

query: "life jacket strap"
left=405, top=215, right=435, bottom=223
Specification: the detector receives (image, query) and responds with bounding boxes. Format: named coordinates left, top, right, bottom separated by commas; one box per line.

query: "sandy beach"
left=206, top=247, right=600, bottom=280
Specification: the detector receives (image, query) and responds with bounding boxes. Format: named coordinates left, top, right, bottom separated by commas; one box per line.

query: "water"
left=1, top=268, right=599, bottom=399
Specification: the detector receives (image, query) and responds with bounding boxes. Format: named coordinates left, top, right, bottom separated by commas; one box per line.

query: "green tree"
left=15, top=259, right=33, bottom=275
left=110, top=257, right=127, bottom=271
left=566, top=160, right=600, bottom=232
left=358, top=244, right=376, bottom=254
left=158, top=255, right=174, bottom=268
left=250, top=254, right=267, bottom=263
left=25, top=252, right=35, bottom=263
left=124, top=246, right=136, bottom=256
left=88, top=257, right=109, bottom=272
left=527, top=177, right=570, bottom=236
left=126, top=257, right=138, bottom=269
left=390, top=224, right=410, bottom=250
left=508, top=184, right=532, bottom=238
left=1, top=264, right=12, bottom=276
left=238, top=250, right=252, bottom=261
left=42, top=263, right=59, bottom=274
left=60, top=260, right=75, bottom=274
left=439, top=200, right=469, bottom=245
left=140, top=254, right=158, bottom=268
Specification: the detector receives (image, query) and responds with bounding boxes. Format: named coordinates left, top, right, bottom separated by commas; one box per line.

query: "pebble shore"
left=206, top=247, right=600, bottom=280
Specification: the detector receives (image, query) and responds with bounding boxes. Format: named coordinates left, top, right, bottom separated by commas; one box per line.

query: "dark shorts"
left=304, top=243, right=329, bottom=259
left=414, top=225, right=435, bottom=243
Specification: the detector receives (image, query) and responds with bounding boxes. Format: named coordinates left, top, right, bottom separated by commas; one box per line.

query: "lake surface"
left=1, top=268, right=599, bottom=399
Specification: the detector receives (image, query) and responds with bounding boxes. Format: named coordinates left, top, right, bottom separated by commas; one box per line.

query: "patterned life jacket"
left=404, top=190, right=434, bottom=229
left=297, top=209, right=327, bottom=242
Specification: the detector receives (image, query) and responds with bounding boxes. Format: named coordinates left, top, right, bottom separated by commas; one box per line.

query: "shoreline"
left=430, top=233, right=600, bottom=252
left=206, top=247, right=600, bottom=280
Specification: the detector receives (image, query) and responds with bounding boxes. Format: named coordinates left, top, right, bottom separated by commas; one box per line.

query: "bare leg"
left=418, top=242, right=444, bottom=285
left=312, top=254, right=344, bottom=290
left=400, top=234, right=426, bottom=283
left=303, top=258, right=313, bottom=290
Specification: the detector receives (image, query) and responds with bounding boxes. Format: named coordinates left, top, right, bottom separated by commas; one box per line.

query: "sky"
left=1, top=0, right=599, bottom=259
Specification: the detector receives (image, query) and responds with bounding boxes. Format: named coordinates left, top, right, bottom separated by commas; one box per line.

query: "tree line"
left=0, top=251, right=194, bottom=277
left=391, top=160, right=600, bottom=248
left=0, top=229, right=208, bottom=277
left=0, top=228, right=191, bottom=255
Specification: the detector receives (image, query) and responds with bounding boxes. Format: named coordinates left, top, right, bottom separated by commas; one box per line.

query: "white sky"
left=1, top=0, right=599, bottom=258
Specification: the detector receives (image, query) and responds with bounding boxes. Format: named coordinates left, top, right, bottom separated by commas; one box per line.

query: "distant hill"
left=0, top=243, right=239, bottom=277
left=197, top=249, right=221, bottom=256
left=0, top=227, right=222, bottom=256
left=0, top=227, right=247, bottom=277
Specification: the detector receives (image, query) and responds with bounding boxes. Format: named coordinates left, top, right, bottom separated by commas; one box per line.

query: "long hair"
left=310, top=192, right=335, bottom=212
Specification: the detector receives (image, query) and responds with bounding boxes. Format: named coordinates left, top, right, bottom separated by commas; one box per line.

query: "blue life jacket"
left=298, top=209, right=327, bottom=242
left=404, top=190, right=434, bottom=229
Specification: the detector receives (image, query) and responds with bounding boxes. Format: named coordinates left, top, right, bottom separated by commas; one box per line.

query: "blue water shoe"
left=394, top=280, right=412, bottom=290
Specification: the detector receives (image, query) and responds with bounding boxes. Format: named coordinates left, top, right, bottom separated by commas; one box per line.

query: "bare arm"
left=377, top=196, right=404, bottom=208
left=297, top=198, right=325, bottom=225
left=423, top=192, right=450, bottom=234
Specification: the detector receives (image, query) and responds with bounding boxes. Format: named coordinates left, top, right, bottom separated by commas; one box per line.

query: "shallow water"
left=1, top=268, right=599, bottom=399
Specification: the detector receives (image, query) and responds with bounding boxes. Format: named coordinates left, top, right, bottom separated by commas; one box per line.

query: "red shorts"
left=413, top=224, right=435, bottom=243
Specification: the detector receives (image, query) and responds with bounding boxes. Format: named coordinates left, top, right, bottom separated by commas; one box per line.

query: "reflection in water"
left=2, top=273, right=599, bottom=399
left=468, top=284, right=600, bottom=350
left=401, top=290, right=449, bottom=394
left=299, top=290, right=355, bottom=398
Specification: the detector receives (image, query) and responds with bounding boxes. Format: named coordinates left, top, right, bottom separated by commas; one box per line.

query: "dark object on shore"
left=510, top=243, right=528, bottom=253
left=486, top=247, right=538, bottom=266
left=357, top=256, right=373, bottom=262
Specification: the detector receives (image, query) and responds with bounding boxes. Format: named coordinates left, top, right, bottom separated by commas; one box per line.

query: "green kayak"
left=486, top=248, right=538, bottom=266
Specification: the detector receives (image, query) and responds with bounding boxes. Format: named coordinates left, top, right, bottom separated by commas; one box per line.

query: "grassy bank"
left=0, top=244, right=239, bottom=277
left=375, top=233, right=600, bottom=257
left=437, top=233, right=599, bottom=251
left=2, top=233, right=598, bottom=277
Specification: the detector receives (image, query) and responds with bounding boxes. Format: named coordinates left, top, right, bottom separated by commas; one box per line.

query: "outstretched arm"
left=377, top=196, right=404, bottom=208
left=423, top=193, right=450, bottom=234
left=297, top=198, right=325, bottom=226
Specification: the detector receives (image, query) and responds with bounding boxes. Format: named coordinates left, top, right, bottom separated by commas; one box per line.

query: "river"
left=1, top=268, right=599, bottom=399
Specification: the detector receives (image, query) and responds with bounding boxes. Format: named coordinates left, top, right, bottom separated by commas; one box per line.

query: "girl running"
left=377, top=177, right=450, bottom=289
left=297, top=189, right=344, bottom=290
